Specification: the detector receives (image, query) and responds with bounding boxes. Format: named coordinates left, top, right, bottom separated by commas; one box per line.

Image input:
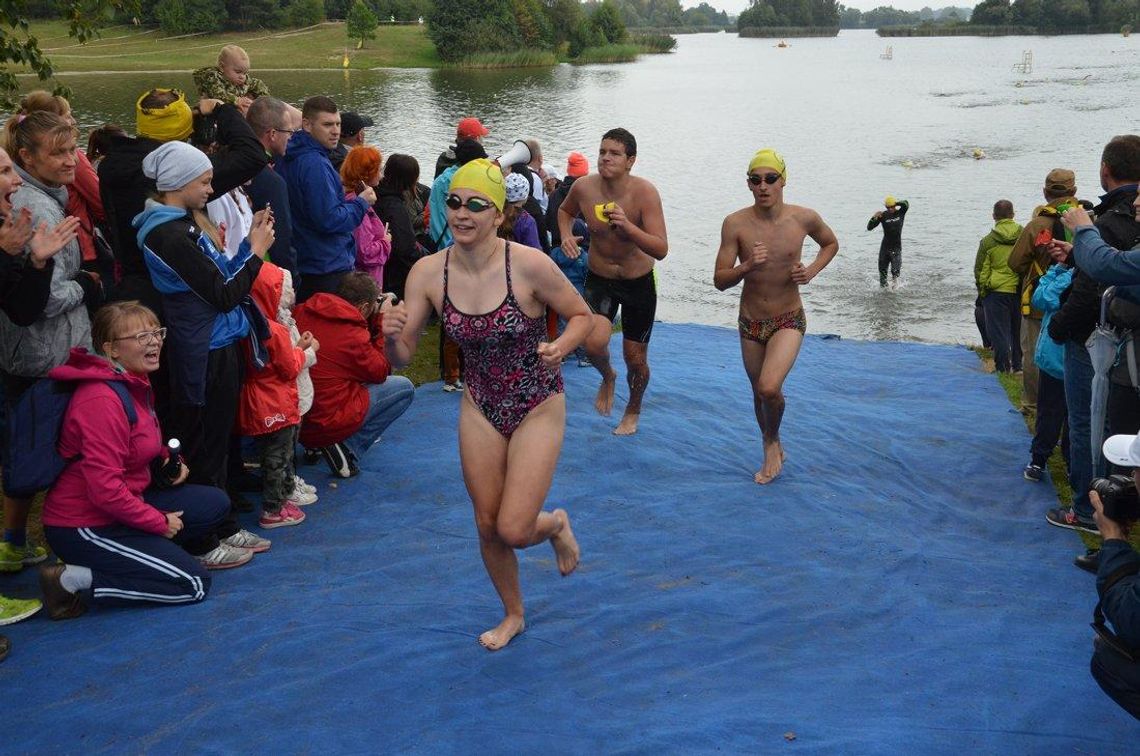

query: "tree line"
left=969, top=0, right=1140, bottom=32
left=838, top=4, right=972, bottom=27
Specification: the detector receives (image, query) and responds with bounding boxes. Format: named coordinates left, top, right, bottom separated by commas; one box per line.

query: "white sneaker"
left=293, top=476, right=317, bottom=495
left=221, top=529, right=271, bottom=553
left=293, top=489, right=319, bottom=507
left=198, top=543, right=254, bottom=570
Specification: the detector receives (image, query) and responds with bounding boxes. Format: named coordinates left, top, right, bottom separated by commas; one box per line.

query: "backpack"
left=3, top=378, right=137, bottom=498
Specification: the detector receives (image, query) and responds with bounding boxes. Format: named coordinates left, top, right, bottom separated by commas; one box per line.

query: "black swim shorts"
left=583, top=269, right=657, bottom=343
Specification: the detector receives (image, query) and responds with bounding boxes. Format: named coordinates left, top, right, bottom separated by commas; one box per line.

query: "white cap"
left=542, top=162, right=561, bottom=182
left=1103, top=434, right=1140, bottom=467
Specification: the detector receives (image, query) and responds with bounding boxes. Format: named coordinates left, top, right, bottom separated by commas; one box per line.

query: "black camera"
left=1090, top=475, right=1140, bottom=523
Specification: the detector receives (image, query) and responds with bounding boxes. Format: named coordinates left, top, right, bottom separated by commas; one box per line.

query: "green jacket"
left=974, top=218, right=1024, bottom=296
left=192, top=66, right=271, bottom=104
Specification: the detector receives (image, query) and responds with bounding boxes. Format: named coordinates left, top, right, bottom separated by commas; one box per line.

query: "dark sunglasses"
left=445, top=194, right=495, bottom=213
left=747, top=173, right=782, bottom=186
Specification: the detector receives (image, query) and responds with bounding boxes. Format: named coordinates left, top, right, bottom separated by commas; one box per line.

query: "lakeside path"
left=3, top=324, right=1132, bottom=750
left=15, top=21, right=441, bottom=72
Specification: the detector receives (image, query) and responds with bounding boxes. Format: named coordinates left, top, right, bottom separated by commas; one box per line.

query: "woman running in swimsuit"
left=385, top=159, right=591, bottom=651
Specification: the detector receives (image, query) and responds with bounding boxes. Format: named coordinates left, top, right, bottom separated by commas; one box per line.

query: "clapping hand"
left=24, top=216, right=81, bottom=268
left=0, top=207, right=33, bottom=256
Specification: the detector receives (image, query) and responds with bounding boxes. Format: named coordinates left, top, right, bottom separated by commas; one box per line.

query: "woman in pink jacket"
left=340, top=146, right=391, bottom=289
left=37, top=302, right=229, bottom=620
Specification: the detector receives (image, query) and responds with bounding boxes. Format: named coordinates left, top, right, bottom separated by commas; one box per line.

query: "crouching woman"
left=38, top=301, right=229, bottom=619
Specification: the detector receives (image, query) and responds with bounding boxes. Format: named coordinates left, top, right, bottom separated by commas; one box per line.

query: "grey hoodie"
left=0, top=166, right=91, bottom=377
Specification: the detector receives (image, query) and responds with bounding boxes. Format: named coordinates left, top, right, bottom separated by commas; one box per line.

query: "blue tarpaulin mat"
left=3, top=323, right=1135, bottom=752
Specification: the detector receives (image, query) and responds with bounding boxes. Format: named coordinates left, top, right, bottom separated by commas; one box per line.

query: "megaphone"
left=496, top=140, right=531, bottom=169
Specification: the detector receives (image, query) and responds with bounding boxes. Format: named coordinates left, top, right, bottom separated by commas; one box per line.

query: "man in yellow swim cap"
left=868, top=195, right=910, bottom=287
left=713, top=148, right=839, bottom=484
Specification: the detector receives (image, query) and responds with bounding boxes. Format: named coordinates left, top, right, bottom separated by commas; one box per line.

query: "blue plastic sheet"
left=3, top=324, right=1135, bottom=752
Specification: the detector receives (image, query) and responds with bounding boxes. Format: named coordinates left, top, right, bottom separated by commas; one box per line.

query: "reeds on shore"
left=456, top=49, right=558, bottom=69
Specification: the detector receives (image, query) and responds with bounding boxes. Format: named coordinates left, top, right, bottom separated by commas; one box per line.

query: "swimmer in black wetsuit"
left=867, top=196, right=909, bottom=287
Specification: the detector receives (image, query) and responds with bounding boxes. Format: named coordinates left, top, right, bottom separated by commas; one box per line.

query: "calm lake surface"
left=55, top=29, right=1140, bottom=344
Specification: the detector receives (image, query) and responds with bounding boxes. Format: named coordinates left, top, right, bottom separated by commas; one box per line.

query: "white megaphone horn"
left=496, top=140, right=532, bottom=169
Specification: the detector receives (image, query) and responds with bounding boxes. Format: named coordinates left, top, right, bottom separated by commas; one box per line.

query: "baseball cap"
left=456, top=117, right=489, bottom=140
left=1044, top=168, right=1076, bottom=195
left=1104, top=434, right=1140, bottom=467
left=340, top=112, right=374, bottom=139
left=566, top=152, right=589, bottom=177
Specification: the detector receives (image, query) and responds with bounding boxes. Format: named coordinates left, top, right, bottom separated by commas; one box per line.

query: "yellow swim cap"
left=884, top=196, right=896, bottom=207
left=748, top=148, right=786, bottom=179
left=449, top=159, right=506, bottom=211
left=136, top=89, right=193, bottom=143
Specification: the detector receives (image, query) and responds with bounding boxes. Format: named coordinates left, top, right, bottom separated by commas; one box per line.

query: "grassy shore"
left=14, top=21, right=668, bottom=75
left=17, top=21, right=440, bottom=72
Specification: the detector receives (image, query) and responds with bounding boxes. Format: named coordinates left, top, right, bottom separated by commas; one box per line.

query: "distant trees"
left=738, top=0, right=839, bottom=29
left=837, top=3, right=973, bottom=27
left=970, top=0, right=1137, bottom=30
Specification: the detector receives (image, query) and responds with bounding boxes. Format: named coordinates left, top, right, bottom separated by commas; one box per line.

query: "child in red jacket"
left=239, top=261, right=313, bottom=528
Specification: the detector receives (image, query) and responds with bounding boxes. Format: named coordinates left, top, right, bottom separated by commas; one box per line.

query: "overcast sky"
left=703, top=0, right=953, bottom=14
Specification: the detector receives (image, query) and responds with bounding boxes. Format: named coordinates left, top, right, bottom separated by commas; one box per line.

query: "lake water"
left=55, top=29, right=1140, bottom=344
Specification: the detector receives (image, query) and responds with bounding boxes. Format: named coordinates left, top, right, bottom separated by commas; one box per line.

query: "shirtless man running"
left=557, top=128, right=668, bottom=435
left=714, top=149, right=839, bottom=484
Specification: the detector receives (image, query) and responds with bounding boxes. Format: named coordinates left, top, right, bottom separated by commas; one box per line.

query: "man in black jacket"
left=98, top=89, right=267, bottom=315
left=245, top=97, right=297, bottom=279
left=1049, top=136, right=1140, bottom=549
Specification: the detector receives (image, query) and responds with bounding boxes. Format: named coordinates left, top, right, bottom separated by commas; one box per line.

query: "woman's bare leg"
left=458, top=394, right=578, bottom=651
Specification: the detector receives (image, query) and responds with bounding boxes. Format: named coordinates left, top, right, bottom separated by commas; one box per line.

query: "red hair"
left=340, top=145, right=382, bottom=193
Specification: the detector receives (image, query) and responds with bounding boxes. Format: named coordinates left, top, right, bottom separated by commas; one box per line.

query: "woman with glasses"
left=385, top=159, right=591, bottom=651
left=38, top=302, right=230, bottom=619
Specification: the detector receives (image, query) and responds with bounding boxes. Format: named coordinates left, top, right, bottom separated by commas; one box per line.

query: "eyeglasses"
left=271, top=127, right=300, bottom=136
left=445, top=194, right=495, bottom=213
left=114, top=327, right=167, bottom=345
left=747, top=173, right=782, bottom=186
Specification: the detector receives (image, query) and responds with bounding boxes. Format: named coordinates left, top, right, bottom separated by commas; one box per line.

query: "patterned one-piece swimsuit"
left=442, top=242, right=564, bottom=438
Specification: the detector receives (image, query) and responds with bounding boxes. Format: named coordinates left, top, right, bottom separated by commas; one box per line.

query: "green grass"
left=972, top=346, right=1140, bottom=553
left=571, top=43, right=642, bottom=64
left=631, top=33, right=677, bottom=53
left=14, top=21, right=440, bottom=72
left=455, top=49, right=558, bottom=68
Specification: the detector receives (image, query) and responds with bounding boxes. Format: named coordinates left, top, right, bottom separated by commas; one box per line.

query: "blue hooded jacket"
left=276, top=129, right=368, bottom=277
left=133, top=200, right=262, bottom=405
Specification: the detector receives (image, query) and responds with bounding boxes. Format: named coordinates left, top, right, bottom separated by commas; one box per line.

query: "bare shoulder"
left=511, top=243, right=557, bottom=274
left=785, top=203, right=826, bottom=229
left=631, top=175, right=661, bottom=199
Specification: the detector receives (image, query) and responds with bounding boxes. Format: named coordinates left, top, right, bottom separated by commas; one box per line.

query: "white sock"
left=60, top=565, right=92, bottom=593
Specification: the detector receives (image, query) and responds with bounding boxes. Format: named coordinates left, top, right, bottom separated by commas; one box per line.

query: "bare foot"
left=753, top=440, right=785, bottom=484
left=613, top=411, right=639, bottom=436
left=550, top=508, right=580, bottom=576
left=594, top=371, right=616, bottom=416
left=479, top=615, right=525, bottom=651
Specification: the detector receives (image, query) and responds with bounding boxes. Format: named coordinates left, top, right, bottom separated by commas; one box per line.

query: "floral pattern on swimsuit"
left=442, top=243, right=564, bottom=438
left=737, top=307, right=807, bottom=345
